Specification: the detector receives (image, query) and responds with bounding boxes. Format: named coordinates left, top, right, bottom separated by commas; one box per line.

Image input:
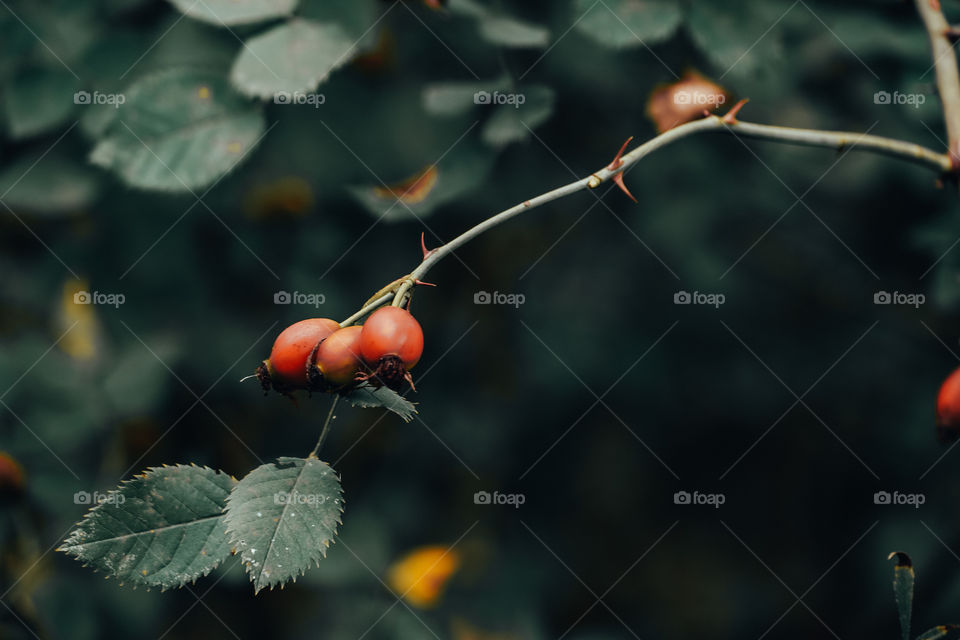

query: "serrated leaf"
left=90, top=68, right=266, bottom=192
left=917, top=626, right=960, bottom=640
left=58, top=465, right=236, bottom=589
left=224, top=457, right=343, bottom=593
left=481, top=85, right=555, bottom=147
left=167, top=0, right=298, bottom=26
left=230, top=19, right=357, bottom=99
left=889, top=551, right=914, bottom=640
left=478, top=16, right=549, bottom=48
left=344, top=384, right=417, bottom=423
left=3, top=68, right=78, bottom=140
left=574, top=0, right=682, bottom=49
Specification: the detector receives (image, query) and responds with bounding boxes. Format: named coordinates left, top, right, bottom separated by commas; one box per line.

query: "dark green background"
left=2, top=0, right=960, bottom=638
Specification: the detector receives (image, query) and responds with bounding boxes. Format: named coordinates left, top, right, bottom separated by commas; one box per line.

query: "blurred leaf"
left=230, top=19, right=357, bottom=99
left=889, top=551, right=914, bottom=640
left=686, top=2, right=784, bottom=77
left=3, top=68, right=77, bottom=140
left=386, top=545, right=461, bottom=608
left=917, top=626, right=960, bottom=640
left=423, top=78, right=506, bottom=116
left=0, top=151, right=100, bottom=216
left=224, top=456, right=343, bottom=593
left=344, top=384, right=418, bottom=423
left=573, top=0, right=682, bottom=49
left=90, top=68, right=265, bottom=191
left=478, top=16, right=549, bottom=48
left=58, top=465, right=236, bottom=589
left=481, top=86, right=555, bottom=147
left=58, top=278, right=102, bottom=361
left=349, top=142, right=495, bottom=220
left=167, top=0, right=298, bottom=27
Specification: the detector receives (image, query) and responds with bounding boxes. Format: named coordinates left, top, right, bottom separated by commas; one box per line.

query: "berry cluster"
left=256, top=306, right=424, bottom=395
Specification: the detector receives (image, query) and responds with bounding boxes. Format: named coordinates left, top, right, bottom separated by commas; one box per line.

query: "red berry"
left=359, top=306, right=424, bottom=389
left=259, top=318, right=340, bottom=391
left=937, top=366, right=960, bottom=442
left=314, top=326, right=364, bottom=387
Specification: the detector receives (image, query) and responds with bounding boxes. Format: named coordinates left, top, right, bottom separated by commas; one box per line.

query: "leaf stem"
left=308, top=395, right=339, bottom=459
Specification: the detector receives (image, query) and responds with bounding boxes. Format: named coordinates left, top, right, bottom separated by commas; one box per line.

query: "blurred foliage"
left=2, top=0, right=960, bottom=637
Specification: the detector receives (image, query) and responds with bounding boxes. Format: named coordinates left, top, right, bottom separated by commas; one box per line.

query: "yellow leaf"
left=386, top=545, right=461, bottom=608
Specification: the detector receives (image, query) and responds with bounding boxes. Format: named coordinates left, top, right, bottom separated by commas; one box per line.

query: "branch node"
left=587, top=175, right=602, bottom=189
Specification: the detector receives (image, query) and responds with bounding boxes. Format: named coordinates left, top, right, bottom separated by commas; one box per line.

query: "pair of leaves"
left=60, top=458, right=342, bottom=593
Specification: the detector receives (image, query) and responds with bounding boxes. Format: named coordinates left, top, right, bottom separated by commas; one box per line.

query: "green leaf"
left=230, top=19, right=357, bottom=99
left=3, top=68, right=78, bottom=140
left=573, top=0, right=682, bottom=49
left=422, top=78, right=508, bottom=117
left=58, top=465, right=236, bottom=590
left=478, top=16, right=549, bottom=48
left=167, top=0, right=298, bottom=27
left=224, top=457, right=343, bottom=593
left=344, top=384, right=418, bottom=423
left=686, top=2, right=784, bottom=77
left=889, top=551, right=914, bottom=640
left=0, top=150, right=101, bottom=216
left=917, top=626, right=960, bottom=640
left=481, top=85, right=555, bottom=148
left=90, top=68, right=266, bottom=192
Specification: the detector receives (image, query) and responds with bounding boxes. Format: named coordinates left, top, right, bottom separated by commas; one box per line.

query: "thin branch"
left=387, top=114, right=950, bottom=304
left=916, top=0, right=960, bottom=166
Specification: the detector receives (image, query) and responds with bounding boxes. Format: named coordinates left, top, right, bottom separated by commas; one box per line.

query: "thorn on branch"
left=420, top=232, right=436, bottom=260
left=606, top=136, right=634, bottom=170
left=946, top=25, right=960, bottom=42
left=723, top=98, right=749, bottom=124
left=613, top=173, right=637, bottom=203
